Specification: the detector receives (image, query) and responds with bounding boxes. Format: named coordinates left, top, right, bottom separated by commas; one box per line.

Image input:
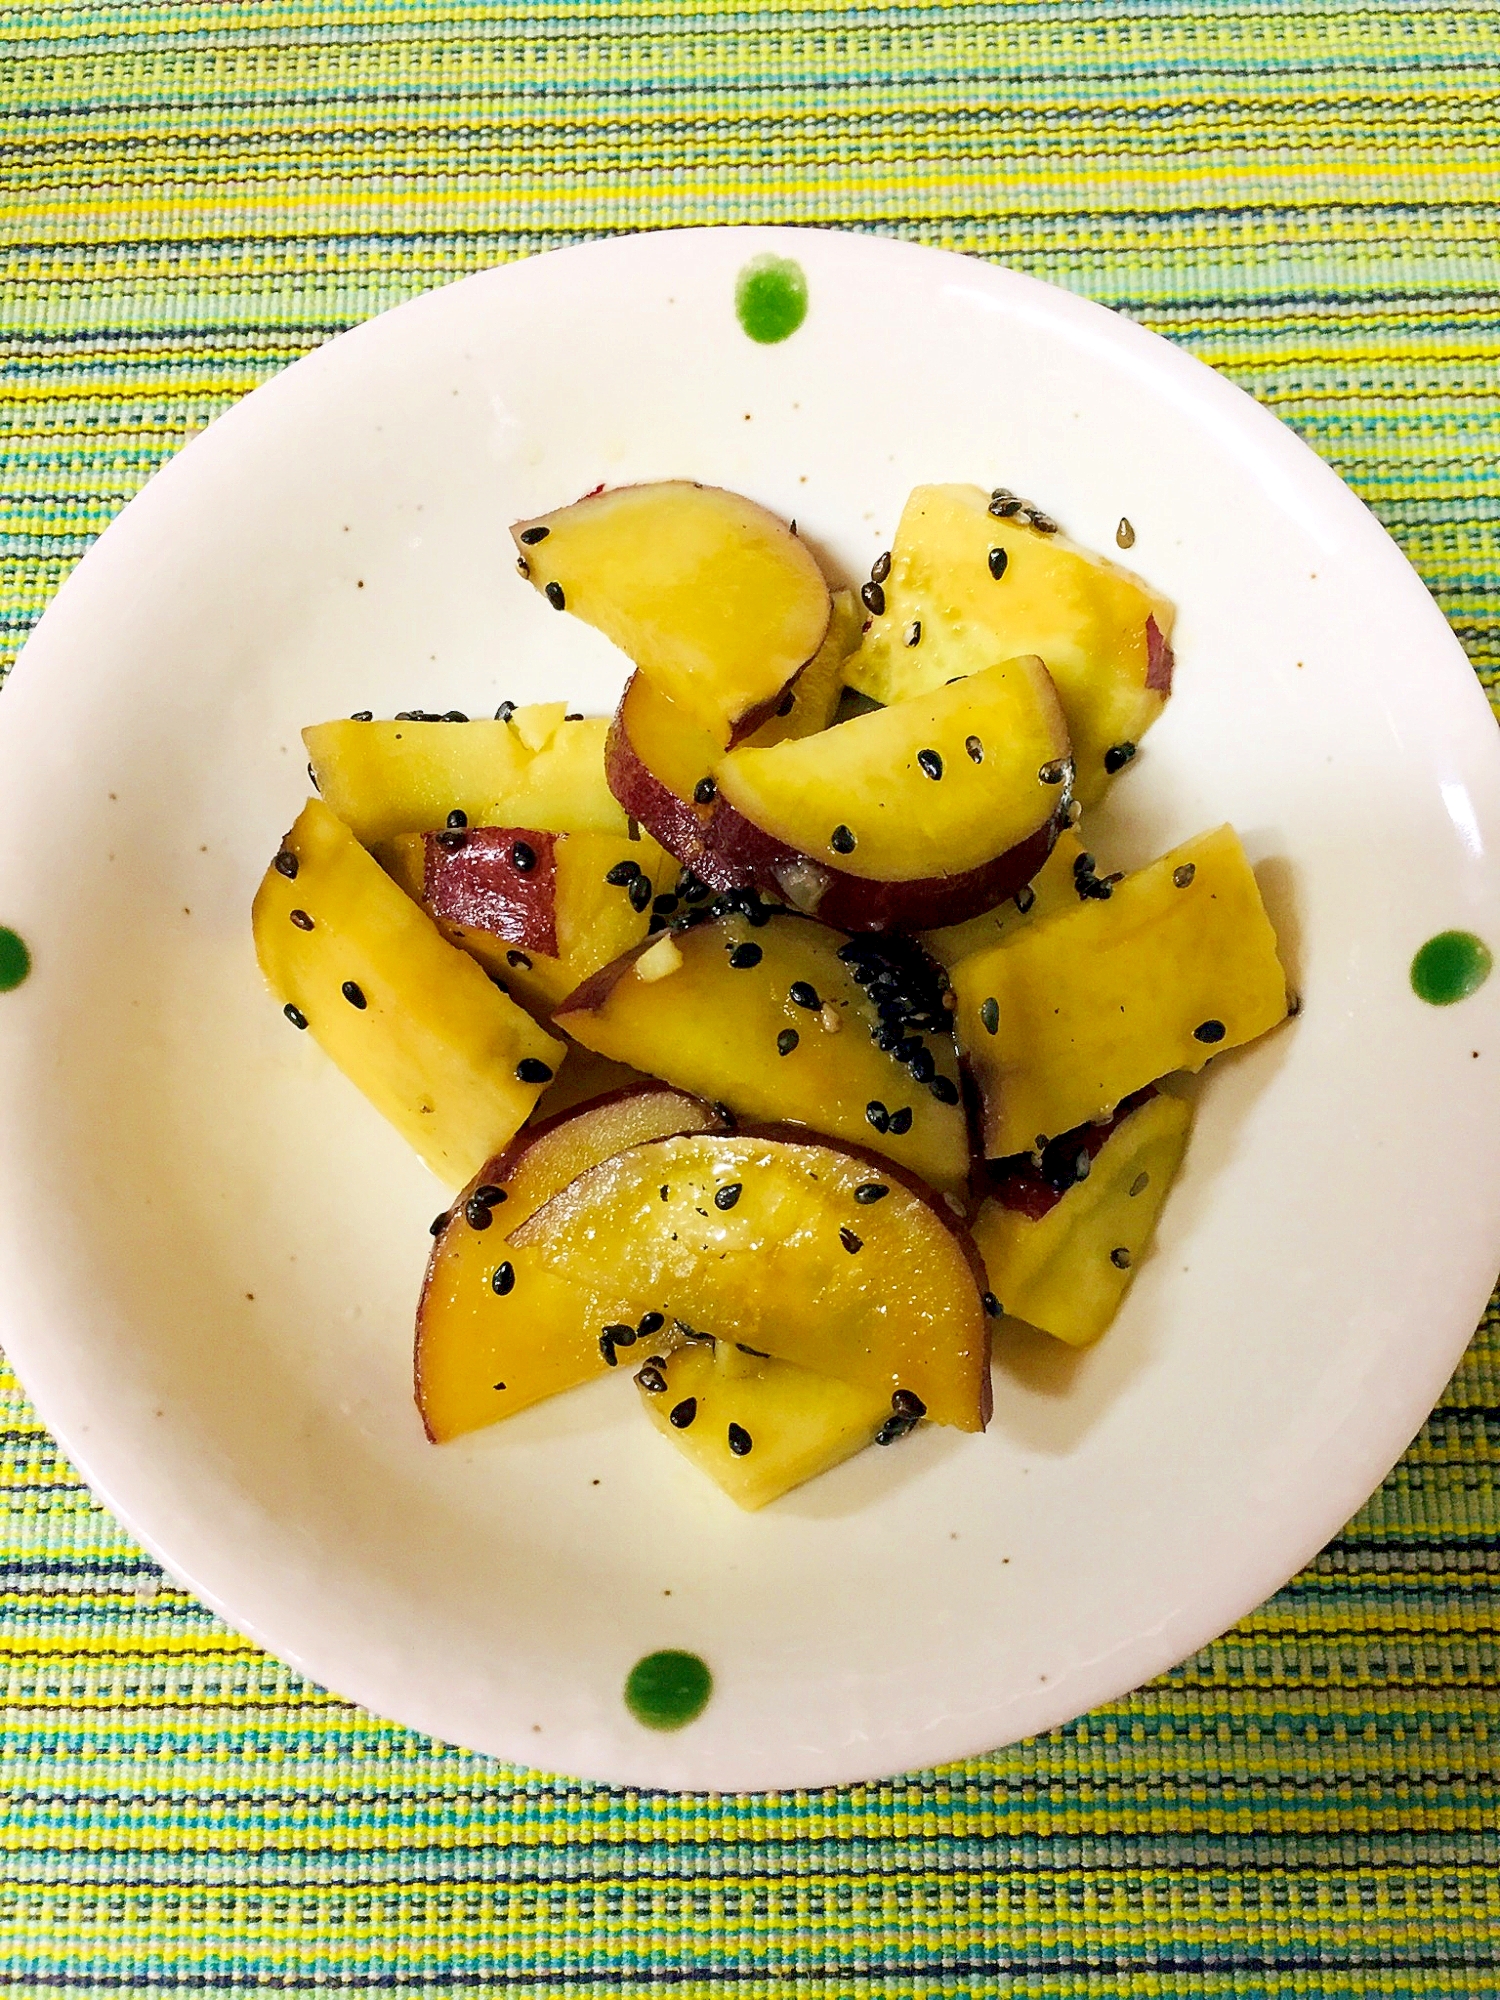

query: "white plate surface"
left=1, top=227, right=1498, bottom=1789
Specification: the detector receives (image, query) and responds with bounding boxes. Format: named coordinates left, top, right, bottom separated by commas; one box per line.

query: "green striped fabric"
left=2, top=2, right=1498, bottom=1990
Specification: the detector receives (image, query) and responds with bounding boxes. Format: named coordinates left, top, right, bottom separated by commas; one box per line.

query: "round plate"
left=1, top=227, right=1497, bottom=1790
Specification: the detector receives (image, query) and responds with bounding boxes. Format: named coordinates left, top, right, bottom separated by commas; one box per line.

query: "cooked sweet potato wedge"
left=845, top=483, right=1175, bottom=804
left=509, top=1126, right=992, bottom=1429
left=511, top=482, right=832, bottom=746
left=974, top=1089, right=1192, bottom=1346
left=708, top=652, right=1071, bottom=931
left=953, top=824, right=1288, bottom=1158
left=553, top=911, right=970, bottom=1193
left=416, top=1086, right=729, bottom=1441
left=919, top=828, right=1088, bottom=971
left=252, top=799, right=566, bottom=1183
left=635, top=1340, right=892, bottom=1510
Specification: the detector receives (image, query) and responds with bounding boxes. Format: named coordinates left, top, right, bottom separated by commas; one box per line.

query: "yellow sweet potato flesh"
left=511, top=483, right=831, bottom=745
left=252, top=799, right=566, bottom=1184
left=714, top=652, right=1069, bottom=882
left=975, top=1092, right=1192, bottom=1347
left=304, top=712, right=627, bottom=852
left=636, top=1340, right=891, bottom=1510
left=509, top=1130, right=991, bottom=1429
left=919, top=829, right=1087, bottom=969
left=845, top=484, right=1175, bottom=803
left=416, top=1087, right=728, bottom=1441
left=953, top=824, right=1288, bottom=1157
left=554, top=912, right=969, bottom=1193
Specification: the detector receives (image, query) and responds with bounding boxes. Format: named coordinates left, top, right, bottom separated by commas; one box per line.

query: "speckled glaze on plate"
left=0, top=227, right=1497, bottom=1790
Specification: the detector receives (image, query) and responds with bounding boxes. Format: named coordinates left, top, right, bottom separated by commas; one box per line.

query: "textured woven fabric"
left=3, top=2, right=1499, bottom=1991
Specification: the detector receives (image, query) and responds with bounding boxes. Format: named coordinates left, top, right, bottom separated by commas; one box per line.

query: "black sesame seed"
left=464, top=1195, right=494, bottom=1230
left=871, top=550, right=892, bottom=584
left=854, top=1182, right=889, bottom=1204
left=516, top=1057, right=554, bottom=1083
left=506, top=949, right=532, bottom=970
left=599, top=1333, right=619, bottom=1367
left=1129, top=1172, right=1150, bottom=1197
left=274, top=849, right=299, bottom=879
left=989, top=490, right=1021, bottom=517
left=982, top=1291, right=1002, bottom=1318
left=1173, top=863, right=1197, bottom=889
left=473, top=1184, right=506, bottom=1207
left=443, top=710, right=469, bottom=723
left=907, top=1046, right=936, bottom=1085
left=436, top=829, right=466, bottom=851
left=987, top=546, right=1009, bottom=581
left=777, top=1028, right=799, bottom=1056
left=1110, top=1247, right=1133, bottom=1269
left=519, top=525, right=550, bottom=544
left=638, top=1311, right=665, bottom=1336
left=431, top=1212, right=449, bottom=1237
left=606, top=859, right=642, bottom=886
left=714, top=1183, right=742, bottom=1212
left=866, top=1100, right=889, bottom=1133
left=860, top=580, right=886, bottom=616
left=980, top=996, right=1000, bottom=1035
left=892, top=1389, right=926, bottom=1420
left=929, top=1075, right=960, bottom=1105
left=1013, top=885, right=1036, bottom=914
left=678, top=869, right=710, bottom=900
left=727, top=942, right=763, bottom=970
left=544, top=582, right=566, bottom=610
left=628, top=874, right=653, bottom=913
left=889, top=1106, right=913, bottom=1135
left=872, top=1026, right=903, bottom=1053
left=350, top=709, right=374, bottom=722
left=653, top=893, right=679, bottom=916
left=669, top=1398, right=697, bottom=1430
left=283, top=1002, right=308, bottom=1030
left=1030, top=511, right=1059, bottom=534
left=289, top=908, right=314, bottom=931
left=1193, top=1019, right=1227, bottom=1044
left=511, top=841, right=536, bottom=873
left=1074, top=853, right=1095, bottom=878
left=341, top=981, right=367, bottom=1009
left=492, top=1262, right=515, bottom=1295
left=789, top=981, right=821, bottom=1010
left=693, top=776, right=717, bottom=805
left=635, top=1365, right=668, bottom=1394
left=776, top=691, right=795, bottom=717
left=603, top=1322, right=636, bottom=1348
left=495, top=701, right=516, bottom=722
left=916, top=749, right=944, bottom=781
left=307, top=763, right=320, bottom=790
left=1104, top=741, right=1137, bottom=775
left=904, top=620, right=922, bottom=647
left=727, top=1422, right=752, bottom=1456
left=1039, top=760, right=1067, bottom=785
left=830, top=824, right=856, bottom=855
left=875, top=1413, right=917, bottom=1445
left=965, top=735, right=984, bottom=764
left=839, top=1226, right=863, bottom=1254
left=447, top=809, right=468, bottom=829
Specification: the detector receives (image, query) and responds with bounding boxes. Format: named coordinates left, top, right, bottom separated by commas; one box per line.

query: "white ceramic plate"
left=2, top=227, right=1498, bottom=1790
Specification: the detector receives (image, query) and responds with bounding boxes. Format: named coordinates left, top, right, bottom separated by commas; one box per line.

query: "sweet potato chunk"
left=554, top=911, right=969, bottom=1193
left=509, top=1127, right=992, bottom=1429
left=919, top=829, right=1087, bottom=971
left=975, top=1091, right=1192, bottom=1346
left=511, top=483, right=831, bottom=745
left=845, top=484, right=1175, bottom=803
left=953, top=824, right=1288, bottom=1157
left=416, top=1086, right=729, bottom=1441
left=252, top=799, right=566, bottom=1183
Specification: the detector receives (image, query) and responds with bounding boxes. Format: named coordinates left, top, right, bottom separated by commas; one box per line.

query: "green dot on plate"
left=1411, top=929, right=1492, bottom=1005
left=0, top=928, right=31, bottom=992
left=735, top=255, right=808, bottom=344
left=624, top=1648, right=713, bottom=1731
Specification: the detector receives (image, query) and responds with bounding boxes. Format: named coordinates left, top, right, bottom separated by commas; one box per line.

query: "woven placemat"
left=3, top=3, right=1498, bottom=1991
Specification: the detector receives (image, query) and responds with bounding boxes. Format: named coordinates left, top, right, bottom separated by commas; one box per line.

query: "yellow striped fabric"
left=2, top=1, right=1499, bottom=1990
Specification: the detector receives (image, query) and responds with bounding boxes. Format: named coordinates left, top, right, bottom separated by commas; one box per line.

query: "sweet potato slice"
left=845, top=483, right=1175, bottom=803
left=252, top=799, right=566, bottom=1184
left=974, top=1090, right=1192, bottom=1346
left=416, top=1086, right=729, bottom=1441
left=511, top=483, right=831, bottom=745
left=553, top=911, right=969, bottom=1194
left=509, top=1127, right=992, bottom=1429
left=952, top=824, right=1289, bottom=1158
